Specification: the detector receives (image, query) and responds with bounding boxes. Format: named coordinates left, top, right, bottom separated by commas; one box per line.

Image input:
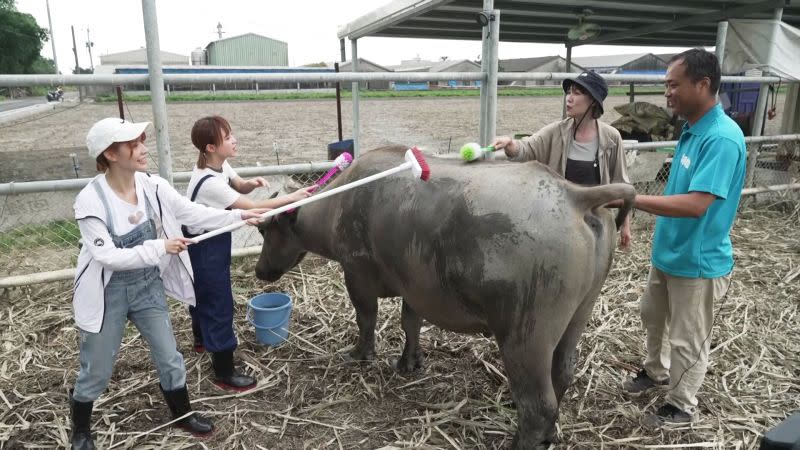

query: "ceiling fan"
left=568, top=8, right=601, bottom=41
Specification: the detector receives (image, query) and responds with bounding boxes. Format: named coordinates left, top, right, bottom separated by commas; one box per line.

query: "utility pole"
left=71, top=25, right=79, bottom=74
left=216, top=22, right=224, bottom=39
left=45, top=0, right=58, bottom=74
left=71, top=25, right=82, bottom=101
left=85, top=27, right=94, bottom=72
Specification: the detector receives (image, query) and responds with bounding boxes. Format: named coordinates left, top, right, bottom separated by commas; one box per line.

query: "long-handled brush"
left=190, top=147, right=430, bottom=244
left=312, top=152, right=353, bottom=192
left=460, top=142, right=498, bottom=162
left=286, top=152, right=353, bottom=213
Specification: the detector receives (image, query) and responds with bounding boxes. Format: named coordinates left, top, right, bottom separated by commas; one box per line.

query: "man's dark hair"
left=669, top=48, right=721, bottom=95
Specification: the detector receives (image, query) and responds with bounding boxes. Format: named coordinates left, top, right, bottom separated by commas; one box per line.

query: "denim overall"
left=184, top=175, right=238, bottom=353
left=72, top=182, right=186, bottom=402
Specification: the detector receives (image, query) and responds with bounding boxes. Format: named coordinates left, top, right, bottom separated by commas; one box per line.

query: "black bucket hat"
left=562, top=71, right=608, bottom=115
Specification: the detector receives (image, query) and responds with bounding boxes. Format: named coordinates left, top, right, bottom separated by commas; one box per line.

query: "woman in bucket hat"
left=69, top=117, right=265, bottom=448
left=492, top=70, right=632, bottom=248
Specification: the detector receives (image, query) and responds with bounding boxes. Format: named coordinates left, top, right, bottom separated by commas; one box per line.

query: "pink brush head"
left=406, top=146, right=431, bottom=181
left=334, top=152, right=353, bottom=170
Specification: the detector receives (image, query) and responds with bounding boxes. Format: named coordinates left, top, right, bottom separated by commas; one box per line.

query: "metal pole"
left=484, top=10, right=499, bottom=153
left=479, top=30, right=490, bottom=145
left=563, top=45, right=572, bottom=118
left=715, top=21, right=728, bottom=64
left=335, top=62, right=343, bottom=142
left=746, top=7, right=783, bottom=187
left=478, top=0, right=494, bottom=147
left=629, top=82, right=635, bottom=104
left=141, top=0, right=173, bottom=184
left=351, top=39, right=360, bottom=158
left=116, top=86, right=124, bottom=120
left=45, top=0, right=58, bottom=74
left=714, top=21, right=728, bottom=103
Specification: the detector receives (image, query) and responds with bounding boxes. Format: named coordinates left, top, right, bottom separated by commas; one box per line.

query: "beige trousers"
left=641, top=266, right=731, bottom=415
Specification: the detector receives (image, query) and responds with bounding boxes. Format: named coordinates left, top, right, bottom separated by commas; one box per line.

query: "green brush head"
left=460, top=142, right=482, bottom=162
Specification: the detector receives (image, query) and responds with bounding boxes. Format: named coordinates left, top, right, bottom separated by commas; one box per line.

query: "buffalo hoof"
left=545, top=427, right=561, bottom=445
left=511, top=432, right=551, bottom=450
left=345, top=346, right=375, bottom=362
left=395, top=350, right=423, bottom=374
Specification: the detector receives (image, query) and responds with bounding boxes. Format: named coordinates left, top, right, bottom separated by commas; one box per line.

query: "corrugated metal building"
left=391, top=58, right=482, bottom=88
left=336, top=58, right=393, bottom=90
left=499, top=56, right=584, bottom=86
left=99, top=48, right=189, bottom=65
left=112, top=65, right=333, bottom=91
left=206, top=33, right=288, bottom=66
left=571, top=53, right=668, bottom=75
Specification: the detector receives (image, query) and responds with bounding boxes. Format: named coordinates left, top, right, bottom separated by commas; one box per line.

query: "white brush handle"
left=190, top=160, right=414, bottom=244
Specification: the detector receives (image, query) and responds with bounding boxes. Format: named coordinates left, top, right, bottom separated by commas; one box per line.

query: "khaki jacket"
left=511, top=118, right=630, bottom=185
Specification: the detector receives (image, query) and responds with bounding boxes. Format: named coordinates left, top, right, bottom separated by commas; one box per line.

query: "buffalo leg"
left=498, top=328, right=558, bottom=450
left=396, top=300, right=423, bottom=373
left=552, top=293, right=597, bottom=405
left=548, top=292, right=598, bottom=443
left=344, top=270, right=379, bottom=361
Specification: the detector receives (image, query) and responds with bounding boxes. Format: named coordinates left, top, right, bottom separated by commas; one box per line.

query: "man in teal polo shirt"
left=622, top=49, right=746, bottom=423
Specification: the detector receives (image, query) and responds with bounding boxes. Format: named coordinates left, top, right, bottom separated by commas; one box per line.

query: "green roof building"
left=205, top=33, right=288, bottom=66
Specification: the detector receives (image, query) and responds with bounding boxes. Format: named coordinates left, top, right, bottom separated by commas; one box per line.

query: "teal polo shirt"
left=651, top=103, right=746, bottom=279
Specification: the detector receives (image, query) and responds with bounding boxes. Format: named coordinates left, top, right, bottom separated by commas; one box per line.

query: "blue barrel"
left=247, top=292, right=292, bottom=346
left=327, top=139, right=354, bottom=161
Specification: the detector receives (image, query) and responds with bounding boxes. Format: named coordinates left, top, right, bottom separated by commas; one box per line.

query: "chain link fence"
left=0, top=170, right=325, bottom=281
left=0, top=152, right=798, bottom=282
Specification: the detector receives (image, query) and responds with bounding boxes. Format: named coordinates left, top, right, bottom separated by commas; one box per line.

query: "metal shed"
left=99, top=48, right=189, bottom=66
left=206, top=33, right=289, bottom=66
left=571, top=53, right=668, bottom=75
left=337, top=0, right=798, bottom=155
left=499, top=56, right=584, bottom=86
left=338, top=58, right=394, bottom=90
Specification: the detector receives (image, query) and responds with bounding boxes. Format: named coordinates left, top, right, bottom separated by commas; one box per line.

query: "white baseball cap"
left=86, top=118, right=150, bottom=158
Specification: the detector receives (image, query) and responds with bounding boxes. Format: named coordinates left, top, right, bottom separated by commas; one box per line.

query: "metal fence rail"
left=1, top=148, right=798, bottom=288
left=0, top=72, right=787, bottom=88
left=0, top=168, right=327, bottom=287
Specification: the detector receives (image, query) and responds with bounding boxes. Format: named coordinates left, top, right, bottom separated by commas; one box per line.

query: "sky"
left=16, top=0, right=692, bottom=73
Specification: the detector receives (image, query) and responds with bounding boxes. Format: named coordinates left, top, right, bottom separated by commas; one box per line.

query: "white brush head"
left=460, top=142, right=483, bottom=162
left=334, top=152, right=353, bottom=170
left=405, top=149, right=421, bottom=179
left=404, top=147, right=430, bottom=181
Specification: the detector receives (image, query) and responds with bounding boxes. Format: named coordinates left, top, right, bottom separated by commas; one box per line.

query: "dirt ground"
left=0, top=95, right=798, bottom=449
left=0, top=93, right=788, bottom=183
left=0, top=205, right=798, bottom=449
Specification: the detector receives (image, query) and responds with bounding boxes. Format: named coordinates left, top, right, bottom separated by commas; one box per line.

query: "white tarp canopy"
left=722, top=19, right=800, bottom=81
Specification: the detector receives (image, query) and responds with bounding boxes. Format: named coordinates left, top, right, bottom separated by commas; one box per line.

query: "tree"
left=0, top=0, right=49, bottom=74
left=29, top=57, right=56, bottom=74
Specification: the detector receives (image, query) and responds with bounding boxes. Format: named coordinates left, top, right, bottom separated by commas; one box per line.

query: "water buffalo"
left=256, top=145, right=634, bottom=448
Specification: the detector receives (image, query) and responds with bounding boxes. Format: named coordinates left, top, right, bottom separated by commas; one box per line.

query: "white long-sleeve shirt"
left=73, top=172, right=245, bottom=333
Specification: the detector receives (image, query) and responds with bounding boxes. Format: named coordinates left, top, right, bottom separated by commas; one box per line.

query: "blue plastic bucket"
left=247, top=292, right=292, bottom=346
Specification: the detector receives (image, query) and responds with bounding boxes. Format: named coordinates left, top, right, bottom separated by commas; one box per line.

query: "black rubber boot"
left=160, top=385, right=214, bottom=436
left=191, top=317, right=205, bottom=353
left=70, top=391, right=95, bottom=450
left=211, top=351, right=257, bottom=392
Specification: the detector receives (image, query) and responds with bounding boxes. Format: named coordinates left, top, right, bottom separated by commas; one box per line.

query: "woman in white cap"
left=492, top=71, right=632, bottom=248
left=69, top=117, right=264, bottom=449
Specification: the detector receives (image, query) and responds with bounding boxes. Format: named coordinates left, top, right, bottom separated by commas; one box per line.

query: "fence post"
left=746, top=8, right=783, bottom=188
left=141, top=0, right=173, bottom=184
left=351, top=39, right=360, bottom=158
